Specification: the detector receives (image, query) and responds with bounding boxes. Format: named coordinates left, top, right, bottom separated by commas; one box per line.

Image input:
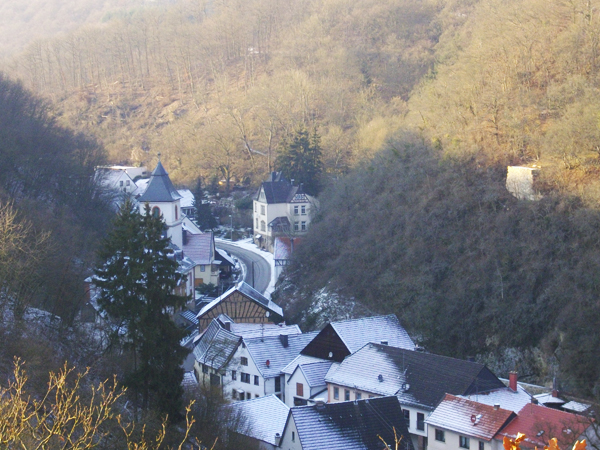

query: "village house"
left=253, top=172, right=316, bottom=252
left=278, top=396, right=414, bottom=450
left=324, top=343, right=506, bottom=450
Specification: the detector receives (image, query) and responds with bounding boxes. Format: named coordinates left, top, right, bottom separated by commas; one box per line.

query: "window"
left=241, top=357, right=248, bottom=366
left=294, top=222, right=299, bottom=231
left=201, top=364, right=208, bottom=374
left=261, top=205, right=265, bottom=215
left=152, top=206, right=160, bottom=218
left=334, top=387, right=339, bottom=400
left=175, top=205, right=178, bottom=220
left=231, top=370, right=237, bottom=380
left=254, top=375, right=259, bottom=386
left=417, top=412, right=425, bottom=431
left=254, top=203, right=257, bottom=212
left=294, top=205, right=299, bottom=215
left=292, top=431, right=295, bottom=442
left=435, top=429, right=445, bottom=442
left=275, top=376, right=281, bottom=392
left=255, top=218, right=258, bottom=229
left=241, top=373, right=251, bottom=383
left=356, top=392, right=362, bottom=400
left=260, top=221, right=266, bottom=232
left=301, top=221, right=306, bottom=231
left=232, top=389, right=238, bottom=399
left=255, top=394, right=259, bottom=398
left=479, top=442, right=484, bottom=450
left=120, top=181, right=124, bottom=186
left=404, top=409, right=410, bottom=426
left=200, top=265, right=205, bottom=272
left=301, top=205, right=306, bottom=215
left=126, top=180, right=130, bottom=186
left=344, top=389, right=350, bottom=401
left=296, top=383, right=304, bottom=396
left=460, top=436, right=470, bottom=449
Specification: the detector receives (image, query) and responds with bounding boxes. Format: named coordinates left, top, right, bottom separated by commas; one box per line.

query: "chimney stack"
left=275, top=433, right=281, bottom=446
left=493, top=404, right=500, bottom=410
left=509, top=371, right=518, bottom=392
left=223, top=321, right=231, bottom=331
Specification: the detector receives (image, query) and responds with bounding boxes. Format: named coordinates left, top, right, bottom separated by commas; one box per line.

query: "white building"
left=253, top=172, right=316, bottom=252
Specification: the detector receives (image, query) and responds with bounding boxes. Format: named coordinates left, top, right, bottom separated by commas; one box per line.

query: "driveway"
left=216, top=241, right=271, bottom=295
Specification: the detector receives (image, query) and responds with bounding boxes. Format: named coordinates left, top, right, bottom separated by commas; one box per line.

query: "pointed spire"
left=138, top=159, right=182, bottom=203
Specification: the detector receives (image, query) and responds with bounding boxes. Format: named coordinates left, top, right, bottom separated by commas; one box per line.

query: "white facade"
left=284, top=367, right=327, bottom=408
left=427, top=426, right=502, bottom=450
left=279, top=415, right=302, bottom=450
left=140, top=199, right=183, bottom=248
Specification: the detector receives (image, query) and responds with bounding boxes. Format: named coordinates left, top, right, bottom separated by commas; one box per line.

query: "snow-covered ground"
left=216, top=238, right=276, bottom=297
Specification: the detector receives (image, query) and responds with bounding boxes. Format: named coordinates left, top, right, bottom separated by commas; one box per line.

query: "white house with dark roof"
left=283, top=358, right=332, bottom=407
left=279, top=396, right=414, bottom=450
left=324, top=343, right=506, bottom=450
left=253, top=172, right=316, bottom=252
left=228, top=394, right=290, bottom=450
left=426, top=394, right=516, bottom=450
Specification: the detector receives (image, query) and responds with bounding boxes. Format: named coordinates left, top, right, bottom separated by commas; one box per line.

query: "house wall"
left=139, top=200, right=183, bottom=248
left=279, top=416, right=302, bottom=450
left=326, top=382, right=380, bottom=403
left=194, top=264, right=219, bottom=285
left=287, top=202, right=311, bottom=233
left=286, top=369, right=310, bottom=407
left=225, top=343, right=265, bottom=400
left=428, top=426, right=500, bottom=450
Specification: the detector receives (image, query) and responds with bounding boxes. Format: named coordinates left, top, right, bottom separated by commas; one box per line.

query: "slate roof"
left=496, top=403, right=590, bottom=449
left=178, top=189, right=195, bottom=208
left=325, top=343, right=505, bottom=411
left=426, top=394, right=516, bottom=441
left=300, top=314, right=415, bottom=362
left=282, top=355, right=328, bottom=375
left=245, top=331, right=319, bottom=379
left=460, top=385, right=533, bottom=413
left=229, top=395, right=289, bottom=446
left=178, top=309, right=199, bottom=325
left=193, top=320, right=240, bottom=370
left=137, top=161, right=182, bottom=203
left=228, top=322, right=301, bottom=339
left=215, top=248, right=235, bottom=266
left=255, top=172, right=296, bottom=204
left=534, top=392, right=566, bottom=405
left=285, top=396, right=414, bottom=450
left=197, top=281, right=284, bottom=319
left=562, top=400, right=592, bottom=414
left=300, top=361, right=334, bottom=387
left=184, top=232, right=214, bottom=265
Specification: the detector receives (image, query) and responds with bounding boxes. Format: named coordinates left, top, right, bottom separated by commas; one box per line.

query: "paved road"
left=216, top=241, right=271, bottom=294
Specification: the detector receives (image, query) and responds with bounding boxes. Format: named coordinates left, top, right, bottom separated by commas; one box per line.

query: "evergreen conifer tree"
left=192, top=178, right=218, bottom=230
left=93, top=199, right=188, bottom=420
left=275, top=126, right=324, bottom=196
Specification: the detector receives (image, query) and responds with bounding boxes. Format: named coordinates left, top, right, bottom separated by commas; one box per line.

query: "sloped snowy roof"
left=299, top=361, right=334, bottom=387
left=427, top=394, right=516, bottom=441
left=460, top=385, right=533, bottom=413
left=282, top=355, right=327, bottom=375
left=184, top=232, right=213, bottom=265
left=178, top=189, right=195, bottom=208
left=138, top=161, right=182, bottom=203
left=331, top=314, right=415, bottom=353
left=229, top=322, right=301, bottom=339
left=197, top=282, right=283, bottom=319
left=562, top=400, right=592, bottom=413
left=229, top=395, right=289, bottom=445
left=193, top=320, right=240, bottom=370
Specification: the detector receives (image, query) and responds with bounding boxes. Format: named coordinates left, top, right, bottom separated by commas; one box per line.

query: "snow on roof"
left=299, top=361, right=334, bottom=387
left=178, top=189, right=195, bottom=208
left=137, top=161, right=182, bottom=203
left=245, top=332, right=319, bottom=379
left=184, top=232, right=213, bottom=265
left=229, top=395, right=289, bottom=445
left=197, top=282, right=284, bottom=319
left=330, top=314, right=415, bottom=353
left=229, top=322, right=301, bottom=339
left=282, top=354, right=327, bottom=375
left=534, top=392, right=566, bottom=405
left=426, top=394, right=516, bottom=441
left=182, top=371, right=198, bottom=387
left=562, top=400, right=592, bottom=413
left=460, top=385, right=533, bottom=413
left=193, top=320, right=240, bottom=370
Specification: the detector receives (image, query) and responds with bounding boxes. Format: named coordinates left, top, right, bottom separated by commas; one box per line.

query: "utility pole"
left=229, top=214, right=233, bottom=241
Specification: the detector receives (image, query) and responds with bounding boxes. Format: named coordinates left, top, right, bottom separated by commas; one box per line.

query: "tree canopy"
left=94, top=200, right=188, bottom=420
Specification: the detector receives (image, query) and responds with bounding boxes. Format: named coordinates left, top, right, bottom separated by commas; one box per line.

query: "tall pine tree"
left=94, top=199, right=188, bottom=420
left=192, top=178, right=217, bottom=231
left=275, top=126, right=323, bottom=196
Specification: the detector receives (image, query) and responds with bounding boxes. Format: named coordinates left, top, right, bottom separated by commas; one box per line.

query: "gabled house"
left=228, top=394, right=290, bottom=450
left=183, top=231, right=220, bottom=286
left=459, top=372, right=533, bottom=413
left=196, top=281, right=284, bottom=332
left=279, top=396, right=415, bottom=450
left=426, top=394, right=516, bottom=450
left=253, top=172, right=315, bottom=252
left=495, top=403, right=594, bottom=450
left=325, top=343, right=506, bottom=450
left=300, top=314, right=415, bottom=363
left=281, top=355, right=333, bottom=407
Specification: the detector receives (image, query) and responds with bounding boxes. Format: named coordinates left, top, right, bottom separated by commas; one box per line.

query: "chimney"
left=280, top=334, right=289, bottom=348
left=552, top=389, right=559, bottom=398
left=509, top=371, right=518, bottom=392
left=223, top=321, right=231, bottom=331
left=275, top=433, right=281, bottom=446
left=315, top=398, right=326, bottom=410
left=493, top=404, right=500, bottom=410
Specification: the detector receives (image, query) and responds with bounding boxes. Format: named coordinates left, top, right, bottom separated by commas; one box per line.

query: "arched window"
left=175, top=205, right=178, bottom=220
left=152, top=206, right=161, bottom=218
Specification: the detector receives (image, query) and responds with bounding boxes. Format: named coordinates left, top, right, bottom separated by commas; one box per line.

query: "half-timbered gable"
left=196, top=281, right=284, bottom=331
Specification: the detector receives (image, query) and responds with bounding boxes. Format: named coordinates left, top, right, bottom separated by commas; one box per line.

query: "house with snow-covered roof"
left=281, top=355, right=333, bottom=407
left=426, top=394, right=516, bottom=450
left=300, top=314, right=415, bottom=363
left=253, top=172, right=316, bottom=252
left=279, top=396, right=414, bottom=450
left=228, top=394, right=290, bottom=450
left=324, top=343, right=505, bottom=450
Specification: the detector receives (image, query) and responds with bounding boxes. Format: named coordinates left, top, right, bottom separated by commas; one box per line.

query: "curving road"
left=216, top=241, right=271, bottom=295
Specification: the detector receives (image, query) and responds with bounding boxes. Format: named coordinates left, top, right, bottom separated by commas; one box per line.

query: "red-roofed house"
left=495, top=403, right=593, bottom=450
left=427, top=394, right=516, bottom=450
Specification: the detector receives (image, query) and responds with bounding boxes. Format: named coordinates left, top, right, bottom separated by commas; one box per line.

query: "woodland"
left=2, top=0, right=600, bottom=418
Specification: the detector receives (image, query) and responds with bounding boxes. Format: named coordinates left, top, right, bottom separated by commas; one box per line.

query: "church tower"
left=137, top=156, right=183, bottom=248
